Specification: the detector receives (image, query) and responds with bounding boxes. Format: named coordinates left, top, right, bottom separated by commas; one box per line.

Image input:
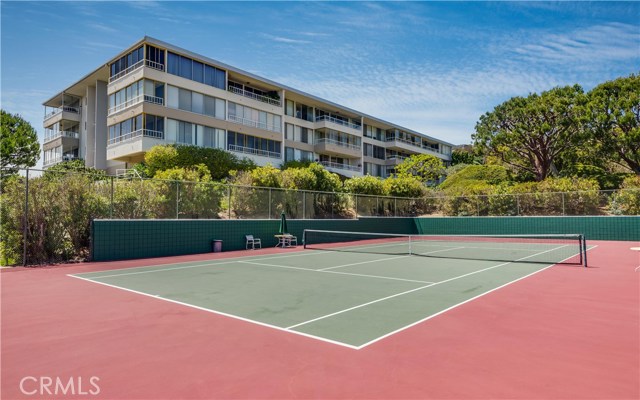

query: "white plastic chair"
left=245, top=235, right=262, bottom=250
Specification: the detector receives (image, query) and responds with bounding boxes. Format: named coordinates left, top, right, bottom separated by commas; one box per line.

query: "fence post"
left=110, top=176, right=114, bottom=219
left=23, top=169, right=29, bottom=266
left=227, top=186, right=232, bottom=219
left=354, top=194, right=358, bottom=219
left=562, top=192, right=566, bottom=216
left=268, top=188, right=272, bottom=219
left=175, top=180, right=179, bottom=219
left=376, top=196, right=379, bottom=216
left=516, top=194, right=520, bottom=216
left=303, top=191, right=306, bottom=219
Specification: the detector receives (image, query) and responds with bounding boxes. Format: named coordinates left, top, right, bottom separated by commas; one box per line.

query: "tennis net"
left=302, top=229, right=587, bottom=267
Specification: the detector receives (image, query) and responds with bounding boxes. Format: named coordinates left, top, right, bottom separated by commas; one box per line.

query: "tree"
left=587, top=74, right=640, bottom=175
left=0, top=110, right=40, bottom=175
left=473, top=85, right=587, bottom=181
left=451, top=146, right=482, bottom=165
left=395, top=154, right=445, bottom=183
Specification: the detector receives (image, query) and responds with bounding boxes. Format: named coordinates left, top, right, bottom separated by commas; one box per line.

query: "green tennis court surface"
left=71, top=234, right=588, bottom=349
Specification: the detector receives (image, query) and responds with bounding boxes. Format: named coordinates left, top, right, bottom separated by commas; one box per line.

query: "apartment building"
left=42, top=37, right=453, bottom=177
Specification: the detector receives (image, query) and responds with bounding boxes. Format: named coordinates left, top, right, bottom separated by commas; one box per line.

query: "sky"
left=1, top=1, right=639, bottom=167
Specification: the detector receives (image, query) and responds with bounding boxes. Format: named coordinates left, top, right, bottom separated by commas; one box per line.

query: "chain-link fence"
left=1, top=168, right=638, bottom=265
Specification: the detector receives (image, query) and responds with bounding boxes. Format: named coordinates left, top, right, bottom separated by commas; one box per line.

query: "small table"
left=275, top=234, right=293, bottom=248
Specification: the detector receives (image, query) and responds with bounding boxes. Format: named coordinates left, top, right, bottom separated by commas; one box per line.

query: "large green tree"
left=586, top=74, right=640, bottom=175
left=395, top=153, right=445, bottom=183
left=473, top=85, right=587, bottom=181
left=1, top=110, right=40, bottom=175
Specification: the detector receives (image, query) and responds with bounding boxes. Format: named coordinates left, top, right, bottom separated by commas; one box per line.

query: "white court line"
left=318, top=255, right=410, bottom=271
left=239, top=260, right=434, bottom=284
left=287, top=245, right=570, bottom=331
left=67, top=274, right=359, bottom=350
left=76, top=250, right=334, bottom=280
left=285, top=283, right=436, bottom=330
left=357, top=244, right=597, bottom=349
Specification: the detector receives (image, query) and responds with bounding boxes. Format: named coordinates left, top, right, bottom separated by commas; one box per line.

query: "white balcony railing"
left=227, top=114, right=281, bottom=132
left=228, top=144, right=281, bottom=159
left=108, top=94, right=164, bottom=115
left=386, top=155, right=407, bottom=162
left=320, top=161, right=362, bottom=172
left=227, top=86, right=281, bottom=107
left=385, top=136, right=423, bottom=149
left=44, top=130, right=79, bottom=143
left=315, top=138, right=361, bottom=151
left=108, top=59, right=165, bottom=83
left=43, top=154, right=79, bottom=167
left=107, top=129, right=164, bottom=146
left=44, top=106, right=80, bottom=121
left=315, top=115, right=361, bottom=131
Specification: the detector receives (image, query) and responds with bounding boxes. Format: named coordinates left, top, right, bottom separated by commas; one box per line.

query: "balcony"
left=385, top=155, right=407, bottom=165
left=43, top=106, right=81, bottom=127
left=314, top=138, right=362, bottom=158
left=44, top=130, right=79, bottom=143
left=228, top=144, right=281, bottom=159
left=227, top=114, right=281, bottom=133
left=314, top=115, right=362, bottom=134
left=384, top=136, right=423, bottom=152
left=227, top=85, right=281, bottom=107
left=107, top=129, right=164, bottom=146
left=320, top=161, right=362, bottom=177
left=108, top=94, right=164, bottom=115
left=109, top=59, right=165, bottom=84
left=43, top=154, right=79, bottom=167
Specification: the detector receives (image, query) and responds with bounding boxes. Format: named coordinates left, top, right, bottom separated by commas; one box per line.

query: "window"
left=109, top=45, right=144, bottom=78
left=178, top=88, right=192, bottom=111
left=285, top=123, right=294, bottom=140
left=285, top=100, right=294, bottom=117
left=192, top=92, right=204, bottom=114
left=167, top=52, right=180, bottom=75
left=179, top=56, right=192, bottom=80
left=146, top=45, right=164, bottom=67
left=193, top=61, right=204, bottom=83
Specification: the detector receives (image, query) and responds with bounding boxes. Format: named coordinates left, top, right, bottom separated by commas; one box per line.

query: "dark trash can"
left=212, top=240, right=223, bottom=253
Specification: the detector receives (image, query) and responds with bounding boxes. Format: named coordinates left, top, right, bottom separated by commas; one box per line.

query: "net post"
left=302, top=229, right=307, bottom=249
left=23, top=168, right=29, bottom=266
left=582, top=235, right=588, bottom=267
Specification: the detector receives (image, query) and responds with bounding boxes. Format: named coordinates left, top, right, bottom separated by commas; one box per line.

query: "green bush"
left=344, top=175, right=386, bottom=195
left=609, top=176, right=640, bottom=215
left=439, top=164, right=511, bottom=190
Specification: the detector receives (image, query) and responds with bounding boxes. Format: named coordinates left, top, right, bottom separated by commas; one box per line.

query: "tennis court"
left=70, top=230, right=589, bottom=349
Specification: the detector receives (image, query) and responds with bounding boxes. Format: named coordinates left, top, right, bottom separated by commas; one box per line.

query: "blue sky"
left=2, top=1, right=639, bottom=163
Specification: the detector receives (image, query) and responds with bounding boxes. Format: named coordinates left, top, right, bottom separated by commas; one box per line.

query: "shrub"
left=344, top=175, right=386, bottom=195
left=609, top=176, right=640, bottom=215
left=439, top=164, right=511, bottom=190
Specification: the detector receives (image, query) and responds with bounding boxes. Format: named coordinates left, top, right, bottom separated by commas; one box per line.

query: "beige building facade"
left=43, top=37, right=453, bottom=177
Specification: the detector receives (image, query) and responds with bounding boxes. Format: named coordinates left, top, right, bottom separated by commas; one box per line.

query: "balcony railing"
left=44, top=106, right=80, bottom=121
left=386, top=155, right=407, bottom=162
left=44, top=130, right=79, bottom=143
left=320, top=161, right=362, bottom=172
left=227, top=114, right=281, bottom=132
left=385, top=136, right=422, bottom=149
left=108, top=94, right=164, bottom=115
left=108, top=59, right=165, bottom=83
left=316, top=138, right=361, bottom=151
left=227, top=86, right=281, bottom=107
left=43, top=154, right=79, bottom=167
left=315, top=115, right=361, bottom=131
left=107, top=129, right=164, bottom=146
left=228, top=144, right=281, bottom=159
